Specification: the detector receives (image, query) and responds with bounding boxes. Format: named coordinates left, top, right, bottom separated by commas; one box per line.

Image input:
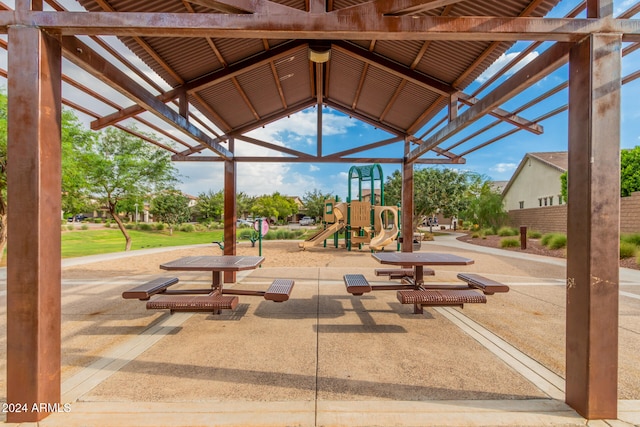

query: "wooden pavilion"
left=1, top=0, right=639, bottom=422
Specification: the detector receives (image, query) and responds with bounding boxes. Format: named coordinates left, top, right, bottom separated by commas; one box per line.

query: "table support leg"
left=414, top=266, right=424, bottom=288
left=212, top=271, right=223, bottom=292
left=414, top=304, right=423, bottom=314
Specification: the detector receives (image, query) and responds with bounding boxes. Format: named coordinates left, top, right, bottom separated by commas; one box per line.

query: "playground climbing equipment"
left=298, top=164, right=400, bottom=251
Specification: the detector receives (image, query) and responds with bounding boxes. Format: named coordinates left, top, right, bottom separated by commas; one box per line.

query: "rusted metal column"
left=401, top=138, right=414, bottom=252
left=6, top=27, right=62, bottom=423
left=224, top=138, right=237, bottom=282
left=566, top=33, right=621, bottom=420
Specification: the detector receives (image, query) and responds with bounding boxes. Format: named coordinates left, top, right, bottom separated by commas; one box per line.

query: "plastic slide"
left=298, top=203, right=346, bottom=249
left=369, top=207, right=399, bottom=251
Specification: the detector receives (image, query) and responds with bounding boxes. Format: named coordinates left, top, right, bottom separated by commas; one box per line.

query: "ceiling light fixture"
left=308, top=41, right=331, bottom=63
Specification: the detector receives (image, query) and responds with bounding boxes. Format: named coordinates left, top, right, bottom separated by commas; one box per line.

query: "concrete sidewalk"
left=1, top=238, right=639, bottom=426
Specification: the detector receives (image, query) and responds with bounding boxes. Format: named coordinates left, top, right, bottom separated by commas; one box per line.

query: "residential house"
left=501, top=152, right=568, bottom=211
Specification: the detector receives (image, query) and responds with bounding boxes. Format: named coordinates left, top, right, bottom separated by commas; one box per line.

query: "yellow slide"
left=368, top=206, right=399, bottom=251
left=298, top=203, right=346, bottom=249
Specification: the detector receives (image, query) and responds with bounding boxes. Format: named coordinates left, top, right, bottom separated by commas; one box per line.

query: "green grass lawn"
left=61, top=228, right=224, bottom=258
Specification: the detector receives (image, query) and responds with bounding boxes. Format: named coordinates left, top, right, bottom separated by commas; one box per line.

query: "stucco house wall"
left=502, top=154, right=566, bottom=211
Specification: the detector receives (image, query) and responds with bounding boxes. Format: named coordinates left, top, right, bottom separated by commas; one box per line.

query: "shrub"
left=125, top=224, right=134, bottom=229
left=621, top=233, right=640, bottom=246
left=239, top=230, right=254, bottom=240
left=471, top=232, right=480, bottom=239
left=138, top=223, right=153, bottom=231
left=94, top=218, right=102, bottom=223
left=179, top=224, right=195, bottom=232
left=497, top=226, right=518, bottom=236
left=637, top=253, right=640, bottom=268
left=155, top=223, right=164, bottom=231
left=547, top=234, right=567, bottom=250
left=500, top=238, right=520, bottom=248
left=81, top=224, right=89, bottom=230
left=620, top=241, right=637, bottom=259
left=481, top=227, right=496, bottom=236
left=65, top=224, right=74, bottom=231
left=540, top=233, right=557, bottom=247
left=527, top=230, right=542, bottom=239
left=103, top=222, right=111, bottom=228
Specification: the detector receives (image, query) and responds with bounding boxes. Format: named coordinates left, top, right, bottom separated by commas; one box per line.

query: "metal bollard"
left=520, top=226, right=527, bottom=250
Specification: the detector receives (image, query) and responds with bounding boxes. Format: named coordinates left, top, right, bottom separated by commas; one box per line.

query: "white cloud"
left=490, top=163, right=518, bottom=174
left=309, top=164, right=320, bottom=172
left=476, top=51, right=540, bottom=84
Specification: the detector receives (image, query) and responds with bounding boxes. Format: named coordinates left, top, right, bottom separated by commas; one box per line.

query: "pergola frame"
left=1, top=0, right=635, bottom=422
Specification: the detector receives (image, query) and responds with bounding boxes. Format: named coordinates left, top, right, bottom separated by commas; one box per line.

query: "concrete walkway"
left=1, top=236, right=639, bottom=426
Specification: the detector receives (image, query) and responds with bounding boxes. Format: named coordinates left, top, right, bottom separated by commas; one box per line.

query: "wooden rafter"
left=2, top=12, right=638, bottom=41
left=61, top=36, right=233, bottom=159
left=407, top=42, right=571, bottom=161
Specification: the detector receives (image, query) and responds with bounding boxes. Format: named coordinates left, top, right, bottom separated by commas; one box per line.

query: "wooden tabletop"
left=160, top=255, right=265, bottom=272
left=371, top=252, right=474, bottom=266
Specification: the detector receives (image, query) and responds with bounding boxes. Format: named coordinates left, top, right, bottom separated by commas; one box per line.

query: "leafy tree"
left=252, top=192, right=298, bottom=223
left=236, top=192, right=255, bottom=219
left=560, top=146, right=640, bottom=200
left=560, top=171, right=568, bottom=203
left=461, top=180, right=508, bottom=229
left=151, top=190, right=191, bottom=235
left=195, top=190, right=224, bottom=222
left=621, top=146, right=640, bottom=197
left=76, top=126, right=180, bottom=250
left=302, top=188, right=332, bottom=220
left=61, top=109, right=98, bottom=217
left=385, top=167, right=469, bottom=230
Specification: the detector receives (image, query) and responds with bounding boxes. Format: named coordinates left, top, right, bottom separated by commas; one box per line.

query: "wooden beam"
left=3, top=12, right=637, bottom=41
left=325, top=99, right=405, bottom=136
left=325, top=136, right=403, bottom=158
left=333, top=41, right=455, bottom=96
left=383, top=0, right=466, bottom=16
left=566, top=32, right=621, bottom=420
left=236, top=135, right=315, bottom=158
left=7, top=26, right=61, bottom=423
left=188, top=0, right=254, bottom=14
left=61, top=36, right=232, bottom=159
left=457, top=93, right=543, bottom=134
left=407, top=42, right=571, bottom=162
left=90, top=40, right=306, bottom=129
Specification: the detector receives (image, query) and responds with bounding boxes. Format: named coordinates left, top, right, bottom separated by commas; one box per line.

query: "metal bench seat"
left=264, top=279, right=295, bottom=302
left=397, top=289, right=486, bottom=314
left=343, top=274, right=372, bottom=295
left=456, top=273, right=510, bottom=295
left=146, top=292, right=238, bottom=314
left=122, top=277, right=179, bottom=300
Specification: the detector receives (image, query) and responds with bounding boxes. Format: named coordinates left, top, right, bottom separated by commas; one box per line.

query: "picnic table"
left=371, top=252, right=474, bottom=286
left=123, top=255, right=294, bottom=315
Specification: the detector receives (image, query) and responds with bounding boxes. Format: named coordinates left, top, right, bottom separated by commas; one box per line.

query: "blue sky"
left=0, top=0, right=639, bottom=201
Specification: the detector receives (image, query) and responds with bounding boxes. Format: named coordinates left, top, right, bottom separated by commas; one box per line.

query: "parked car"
left=236, top=219, right=252, bottom=227
left=300, top=216, right=315, bottom=226
left=423, top=216, right=438, bottom=227
left=67, top=214, right=87, bottom=222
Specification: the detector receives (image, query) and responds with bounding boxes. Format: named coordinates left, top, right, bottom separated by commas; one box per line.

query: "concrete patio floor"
left=1, top=235, right=639, bottom=426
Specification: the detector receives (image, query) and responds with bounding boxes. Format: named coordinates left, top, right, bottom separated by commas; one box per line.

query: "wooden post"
left=566, top=33, right=621, bottom=419
left=6, top=26, right=62, bottom=423
left=401, top=137, right=414, bottom=252
left=224, top=138, right=237, bottom=282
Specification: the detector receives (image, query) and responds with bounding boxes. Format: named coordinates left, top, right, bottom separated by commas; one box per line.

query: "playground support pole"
left=346, top=196, right=352, bottom=251
left=401, top=138, right=414, bottom=253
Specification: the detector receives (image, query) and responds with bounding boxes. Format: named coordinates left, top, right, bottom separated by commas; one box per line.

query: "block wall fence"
left=507, top=191, right=640, bottom=234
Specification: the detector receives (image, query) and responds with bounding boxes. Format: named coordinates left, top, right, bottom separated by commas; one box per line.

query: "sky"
left=1, top=0, right=639, bottom=202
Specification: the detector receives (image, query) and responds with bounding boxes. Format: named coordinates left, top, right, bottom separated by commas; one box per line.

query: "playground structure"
left=298, top=164, right=399, bottom=251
